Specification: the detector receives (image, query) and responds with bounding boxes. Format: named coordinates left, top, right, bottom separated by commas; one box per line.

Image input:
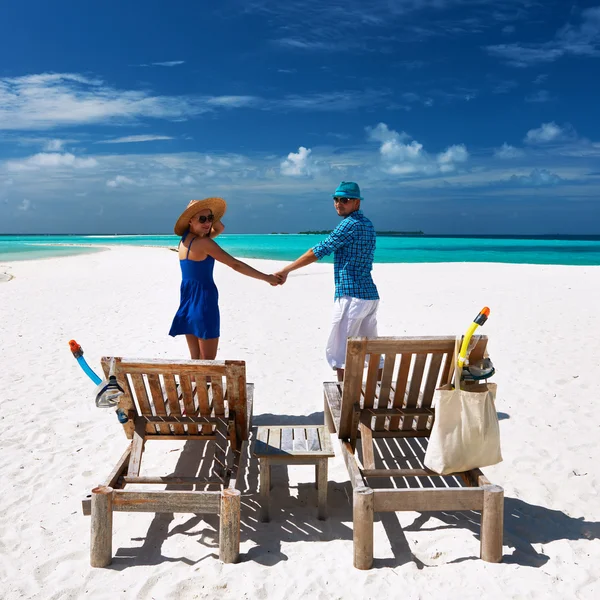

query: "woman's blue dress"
left=169, top=233, right=220, bottom=339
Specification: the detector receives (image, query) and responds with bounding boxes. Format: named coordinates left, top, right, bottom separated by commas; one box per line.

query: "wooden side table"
left=253, top=425, right=335, bottom=521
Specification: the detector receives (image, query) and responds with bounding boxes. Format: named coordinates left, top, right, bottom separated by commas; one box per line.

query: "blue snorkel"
left=69, top=339, right=102, bottom=385
left=69, top=340, right=126, bottom=420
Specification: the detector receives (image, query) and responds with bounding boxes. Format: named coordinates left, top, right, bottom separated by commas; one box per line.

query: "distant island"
left=298, top=230, right=424, bottom=236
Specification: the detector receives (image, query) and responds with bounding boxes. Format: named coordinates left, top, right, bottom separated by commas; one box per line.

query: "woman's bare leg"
left=185, top=335, right=201, bottom=359
left=199, top=338, right=219, bottom=360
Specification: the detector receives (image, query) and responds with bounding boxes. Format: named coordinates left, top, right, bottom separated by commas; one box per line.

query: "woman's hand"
left=266, top=274, right=282, bottom=286
left=210, top=220, right=225, bottom=238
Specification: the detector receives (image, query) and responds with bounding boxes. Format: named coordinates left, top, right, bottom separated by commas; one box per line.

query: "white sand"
left=1, top=246, right=599, bottom=599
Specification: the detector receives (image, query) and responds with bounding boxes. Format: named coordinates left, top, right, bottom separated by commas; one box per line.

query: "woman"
left=169, top=197, right=280, bottom=360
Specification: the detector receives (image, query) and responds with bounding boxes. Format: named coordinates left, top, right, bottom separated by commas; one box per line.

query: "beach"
left=1, top=245, right=599, bottom=599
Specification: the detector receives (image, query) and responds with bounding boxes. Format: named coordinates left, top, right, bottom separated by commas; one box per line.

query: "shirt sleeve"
left=312, top=219, right=355, bottom=259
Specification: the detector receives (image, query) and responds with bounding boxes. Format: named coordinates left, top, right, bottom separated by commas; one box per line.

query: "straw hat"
left=174, top=197, right=227, bottom=236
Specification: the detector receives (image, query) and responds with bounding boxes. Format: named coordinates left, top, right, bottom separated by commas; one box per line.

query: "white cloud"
left=181, top=175, right=196, bottom=185
left=509, top=168, right=562, bottom=186
left=494, top=143, right=525, bottom=159
left=18, top=198, right=31, bottom=211
left=0, top=72, right=394, bottom=131
left=6, top=152, right=98, bottom=171
left=367, top=122, right=468, bottom=176
left=437, top=144, right=468, bottom=172
left=486, top=7, right=600, bottom=67
left=152, top=61, right=185, bottom=67
left=0, top=73, right=206, bottom=130
left=280, top=146, right=312, bottom=176
left=205, top=96, right=260, bottom=108
left=106, top=175, right=136, bottom=188
left=97, top=135, right=174, bottom=144
left=524, top=122, right=567, bottom=144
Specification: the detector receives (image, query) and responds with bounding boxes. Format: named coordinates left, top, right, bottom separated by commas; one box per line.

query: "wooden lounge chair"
left=323, top=336, right=504, bottom=569
left=81, top=357, right=252, bottom=566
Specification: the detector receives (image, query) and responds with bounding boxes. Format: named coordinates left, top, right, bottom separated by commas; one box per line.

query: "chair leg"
left=353, top=486, right=374, bottom=570
left=480, top=485, right=504, bottom=563
left=317, top=459, right=328, bottom=520
left=219, top=488, right=241, bottom=564
left=259, top=458, right=271, bottom=522
left=90, top=486, right=113, bottom=568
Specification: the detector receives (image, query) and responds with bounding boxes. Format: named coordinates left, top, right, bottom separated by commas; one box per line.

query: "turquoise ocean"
left=2, top=234, right=600, bottom=265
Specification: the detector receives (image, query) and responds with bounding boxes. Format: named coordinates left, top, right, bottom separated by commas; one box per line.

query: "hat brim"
left=332, top=193, right=363, bottom=200
left=174, top=197, right=227, bottom=236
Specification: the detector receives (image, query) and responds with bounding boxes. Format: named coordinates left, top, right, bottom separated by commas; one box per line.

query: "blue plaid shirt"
left=312, top=210, right=379, bottom=300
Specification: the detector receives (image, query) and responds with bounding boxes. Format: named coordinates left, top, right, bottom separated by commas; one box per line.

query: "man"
left=275, top=181, right=380, bottom=381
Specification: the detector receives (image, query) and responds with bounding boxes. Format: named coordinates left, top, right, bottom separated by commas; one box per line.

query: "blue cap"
left=332, top=181, right=363, bottom=200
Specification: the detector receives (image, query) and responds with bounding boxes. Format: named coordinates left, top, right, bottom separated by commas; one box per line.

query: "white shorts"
left=325, top=296, right=380, bottom=369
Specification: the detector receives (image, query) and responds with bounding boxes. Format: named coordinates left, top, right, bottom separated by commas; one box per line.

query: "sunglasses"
left=197, top=214, right=214, bottom=224
left=333, top=197, right=356, bottom=204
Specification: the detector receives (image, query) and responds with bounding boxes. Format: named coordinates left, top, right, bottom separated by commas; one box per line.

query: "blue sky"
left=1, top=0, right=599, bottom=234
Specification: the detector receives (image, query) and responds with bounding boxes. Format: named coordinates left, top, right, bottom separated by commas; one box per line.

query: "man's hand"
left=274, top=271, right=288, bottom=284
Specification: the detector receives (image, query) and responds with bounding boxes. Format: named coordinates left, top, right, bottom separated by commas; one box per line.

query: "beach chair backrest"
left=100, top=357, right=248, bottom=442
left=337, top=336, right=488, bottom=440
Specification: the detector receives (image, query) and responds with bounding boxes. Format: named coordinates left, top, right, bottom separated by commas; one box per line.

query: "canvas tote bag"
left=424, top=337, right=502, bottom=475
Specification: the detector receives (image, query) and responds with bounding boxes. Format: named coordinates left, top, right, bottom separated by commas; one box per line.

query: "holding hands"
left=264, top=271, right=288, bottom=286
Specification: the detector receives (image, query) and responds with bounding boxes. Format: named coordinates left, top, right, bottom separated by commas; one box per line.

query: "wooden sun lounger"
left=323, top=336, right=504, bottom=569
left=81, top=357, right=253, bottom=566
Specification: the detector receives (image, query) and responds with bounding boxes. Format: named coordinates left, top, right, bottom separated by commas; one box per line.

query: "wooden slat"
left=355, top=337, right=458, bottom=354
left=318, top=426, right=334, bottom=454
left=130, top=373, right=156, bottom=432
left=123, top=476, right=224, bottom=484
left=210, top=377, right=225, bottom=417
left=373, top=487, right=484, bottom=512
left=375, top=353, right=395, bottom=430
left=416, top=353, right=443, bottom=430
left=378, top=354, right=395, bottom=406
left=350, top=403, right=360, bottom=451
left=306, top=427, right=321, bottom=451
left=389, top=352, right=411, bottom=429
left=270, top=427, right=281, bottom=453
left=226, top=362, right=248, bottom=443
left=293, top=428, right=307, bottom=452
left=142, top=415, right=230, bottom=424
left=194, top=375, right=211, bottom=433
left=178, top=374, right=198, bottom=434
left=359, top=422, right=375, bottom=469
left=401, top=354, right=427, bottom=431
left=163, top=374, right=185, bottom=435
left=213, top=419, right=229, bottom=477
left=323, top=382, right=342, bottom=433
left=363, top=354, right=380, bottom=409
left=339, top=339, right=367, bottom=439
left=281, top=427, right=293, bottom=453
left=362, top=407, right=434, bottom=417
left=254, top=426, right=270, bottom=455
left=362, top=468, right=439, bottom=478
left=127, top=418, right=146, bottom=477
left=340, top=440, right=365, bottom=489
left=118, top=359, right=229, bottom=375
left=112, top=490, right=221, bottom=513
left=147, top=374, right=171, bottom=435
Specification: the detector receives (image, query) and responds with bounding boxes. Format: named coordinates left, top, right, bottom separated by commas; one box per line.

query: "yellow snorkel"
left=457, top=307, right=490, bottom=368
